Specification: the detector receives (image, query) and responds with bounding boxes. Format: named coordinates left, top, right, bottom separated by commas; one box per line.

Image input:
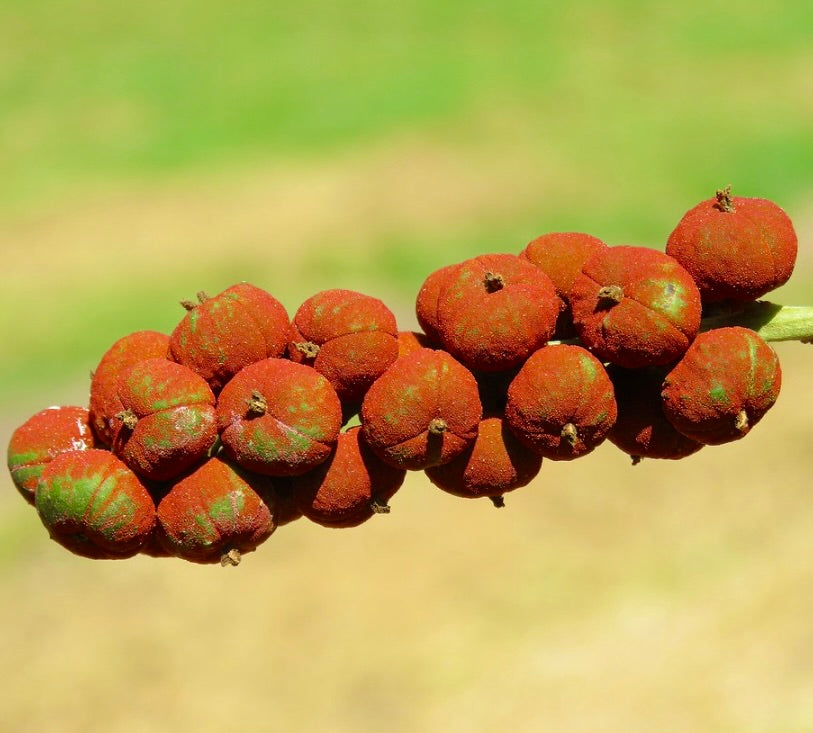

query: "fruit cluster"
left=6, top=187, right=805, bottom=565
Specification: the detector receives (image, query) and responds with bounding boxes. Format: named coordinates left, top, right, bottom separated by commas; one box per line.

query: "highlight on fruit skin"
left=7, top=406, right=96, bottom=505
left=35, top=449, right=156, bottom=559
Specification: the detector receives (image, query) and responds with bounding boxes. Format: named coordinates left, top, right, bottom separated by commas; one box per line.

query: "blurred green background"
left=2, top=1, right=812, bottom=731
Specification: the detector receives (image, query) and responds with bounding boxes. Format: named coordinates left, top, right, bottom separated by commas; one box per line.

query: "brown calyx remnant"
left=560, top=423, right=579, bottom=447
left=735, top=410, right=749, bottom=432
left=246, top=390, right=268, bottom=416
left=295, top=341, right=321, bottom=359
left=428, top=418, right=448, bottom=435
left=116, top=409, right=139, bottom=431
left=597, top=285, right=624, bottom=304
left=483, top=271, right=505, bottom=292
left=714, top=184, right=736, bottom=212
left=220, top=549, right=242, bottom=567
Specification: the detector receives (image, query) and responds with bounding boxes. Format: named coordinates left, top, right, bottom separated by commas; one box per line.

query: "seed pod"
left=606, top=365, right=703, bottom=462
left=217, top=358, right=342, bottom=476
left=666, top=186, right=797, bottom=302
left=35, top=449, right=156, bottom=559
left=435, top=253, right=560, bottom=372
left=156, top=456, right=276, bottom=565
left=288, top=427, right=406, bottom=528
left=288, top=289, right=399, bottom=406
left=89, top=330, right=171, bottom=445
left=570, top=245, right=702, bottom=368
left=7, top=406, right=96, bottom=505
left=661, top=327, right=781, bottom=445
left=113, top=358, right=217, bottom=482
left=505, top=344, right=617, bottom=460
left=425, top=415, right=542, bottom=505
left=361, top=348, right=482, bottom=470
left=415, top=263, right=460, bottom=344
left=169, top=282, right=292, bottom=392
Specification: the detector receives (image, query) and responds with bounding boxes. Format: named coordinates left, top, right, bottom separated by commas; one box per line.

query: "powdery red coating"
left=288, top=427, right=406, bottom=528
left=89, top=330, right=171, bottom=446
left=217, top=358, right=342, bottom=476
left=666, top=193, right=798, bottom=302
left=113, top=358, right=217, bottom=482
left=155, top=456, right=275, bottom=564
left=570, top=245, right=702, bottom=368
left=606, top=365, right=703, bottom=461
left=435, top=253, right=560, bottom=372
left=35, top=449, right=156, bottom=559
left=661, top=327, right=782, bottom=445
left=288, top=289, right=399, bottom=404
left=397, top=330, right=437, bottom=359
left=415, top=263, right=461, bottom=343
left=425, top=415, right=542, bottom=500
left=505, top=344, right=617, bottom=460
left=169, top=282, right=292, bottom=392
left=7, top=406, right=96, bottom=505
left=360, top=348, right=482, bottom=470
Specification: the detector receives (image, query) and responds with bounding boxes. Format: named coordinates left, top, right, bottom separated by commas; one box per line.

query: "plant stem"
left=699, top=302, right=813, bottom=344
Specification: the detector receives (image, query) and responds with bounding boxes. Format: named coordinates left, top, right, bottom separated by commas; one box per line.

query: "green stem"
left=699, top=302, right=813, bottom=344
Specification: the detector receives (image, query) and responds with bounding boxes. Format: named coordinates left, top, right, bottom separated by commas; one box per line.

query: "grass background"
left=1, top=1, right=812, bottom=730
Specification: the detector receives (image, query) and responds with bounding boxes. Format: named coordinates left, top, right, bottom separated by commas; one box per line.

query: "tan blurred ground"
left=1, top=147, right=812, bottom=733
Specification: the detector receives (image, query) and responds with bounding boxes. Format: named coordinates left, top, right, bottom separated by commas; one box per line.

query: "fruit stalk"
left=698, top=302, right=813, bottom=344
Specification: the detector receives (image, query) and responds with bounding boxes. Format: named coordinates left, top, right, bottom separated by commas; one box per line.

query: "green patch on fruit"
left=209, top=491, right=245, bottom=525
left=708, top=383, right=730, bottom=406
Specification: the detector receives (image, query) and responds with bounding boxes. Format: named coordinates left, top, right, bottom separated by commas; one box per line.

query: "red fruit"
left=112, top=358, right=217, bottom=481
left=169, top=283, right=292, bottom=392
left=434, top=253, right=560, bottom=372
left=217, top=358, right=342, bottom=476
left=661, top=327, right=782, bottom=445
left=570, top=245, right=702, bottom=368
left=288, top=427, right=406, bottom=528
left=505, top=344, right=617, bottom=460
left=425, top=415, right=542, bottom=506
left=156, top=456, right=276, bottom=565
left=666, top=186, right=797, bottom=302
left=415, top=263, right=460, bottom=344
left=35, top=449, right=156, bottom=559
left=361, top=348, right=482, bottom=470
left=397, top=330, right=437, bottom=358
left=7, top=406, right=96, bottom=505
left=89, top=330, right=171, bottom=445
left=288, top=289, right=399, bottom=405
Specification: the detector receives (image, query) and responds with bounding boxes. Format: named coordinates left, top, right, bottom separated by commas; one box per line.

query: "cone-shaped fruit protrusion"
left=35, top=449, right=156, bottom=559
left=112, top=358, right=217, bottom=482
left=505, top=344, right=617, bottom=460
left=361, top=348, right=482, bottom=470
left=89, top=330, right=171, bottom=445
left=606, top=365, right=703, bottom=461
left=570, top=245, right=702, bottom=368
left=169, top=282, right=292, bottom=392
left=155, top=456, right=276, bottom=564
left=288, top=427, right=406, bottom=528
left=7, top=406, right=96, bottom=505
left=661, top=327, right=782, bottom=445
left=288, top=289, right=399, bottom=406
left=217, top=358, right=342, bottom=476
left=425, top=415, right=542, bottom=503
left=434, top=253, right=560, bottom=372
left=666, top=187, right=798, bottom=303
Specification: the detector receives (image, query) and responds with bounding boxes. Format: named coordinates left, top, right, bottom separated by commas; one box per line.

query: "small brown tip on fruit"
left=295, top=341, right=321, bottom=359
left=246, top=390, right=268, bottom=416
left=483, top=271, right=505, bottom=292
left=561, top=422, right=579, bottom=448
left=714, top=185, right=736, bottom=213
left=116, top=409, right=139, bottom=431
left=180, top=299, right=197, bottom=311
left=490, top=495, right=505, bottom=508
left=597, top=285, right=624, bottom=304
left=370, top=499, right=391, bottom=514
left=220, top=548, right=242, bottom=567
left=196, top=291, right=211, bottom=304
left=631, top=455, right=643, bottom=466
left=428, top=417, right=448, bottom=435
left=735, top=409, right=749, bottom=432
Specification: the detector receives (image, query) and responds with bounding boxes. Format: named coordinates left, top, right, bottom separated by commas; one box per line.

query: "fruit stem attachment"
left=295, top=341, right=321, bottom=359
left=484, top=272, right=505, bottom=292
left=220, top=548, right=241, bottom=567
left=116, top=409, right=139, bottom=430
left=371, top=499, right=391, bottom=514
left=490, top=495, right=505, bottom=508
left=247, top=390, right=268, bottom=416
left=597, top=285, right=624, bottom=304
left=715, top=184, right=736, bottom=212
left=428, top=417, right=448, bottom=435
left=735, top=410, right=749, bottom=432
left=561, top=422, right=579, bottom=447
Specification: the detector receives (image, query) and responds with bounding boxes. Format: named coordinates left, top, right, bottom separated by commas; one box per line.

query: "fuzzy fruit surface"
left=169, top=282, right=292, bottom=392
left=570, top=245, right=702, bottom=368
left=217, top=358, right=342, bottom=476
left=89, top=330, right=171, bottom=446
left=288, top=288, right=399, bottom=404
left=397, top=330, right=437, bottom=359
left=156, top=456, right=275, bottom=564
left=435, top=253, right=560, bottom=372
left=113, top=358, right=217, bottom=482
left=289, top=426, right=406, bottom=528
left=35, top=449, right=156, bottom=559
left=666, top=191, right=797, bottom=303
left=661, top=326, right=781, bottom=445
left=361, top=348, right=482, bottom=470
left=425, top=415, right=542, bottom=500
left=415, top=263, right=460, bottom=344
left=505, top=344, right=617, bottom=460
left=8, top=406, right=96, bottom=505
left=607, top=365, right=702, bottom=461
